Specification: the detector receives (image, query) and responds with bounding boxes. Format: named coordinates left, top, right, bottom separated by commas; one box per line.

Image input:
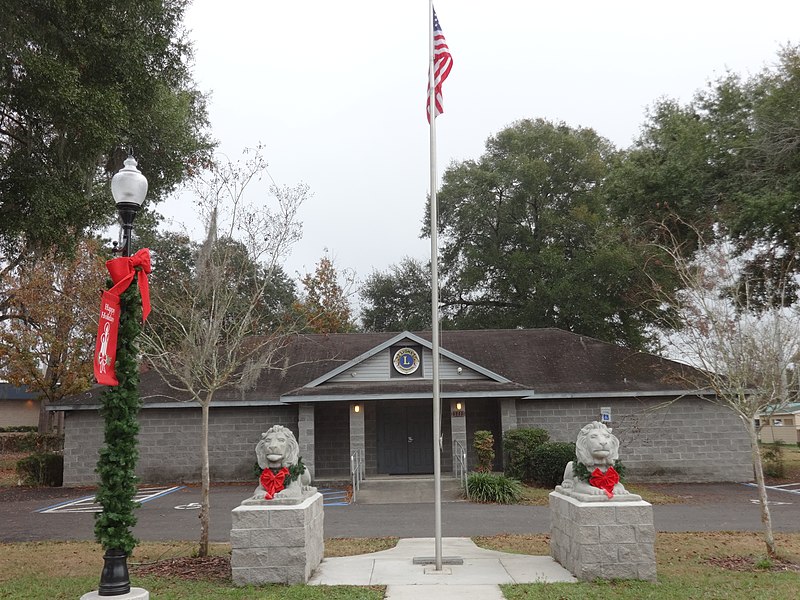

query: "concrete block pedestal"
left=549, top=491, right=656, bottom=582
left=231, top=492, right=324, bottom=586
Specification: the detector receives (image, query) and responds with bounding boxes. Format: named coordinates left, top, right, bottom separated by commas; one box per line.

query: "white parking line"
left=743, top=482, right=800, bottom=497
left=37, top=486, right=184, bottom=514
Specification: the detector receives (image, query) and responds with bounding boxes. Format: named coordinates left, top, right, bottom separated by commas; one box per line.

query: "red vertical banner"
left=93, top=249, right=152, bottom=386
left=94, top=292, right=122, bottom=385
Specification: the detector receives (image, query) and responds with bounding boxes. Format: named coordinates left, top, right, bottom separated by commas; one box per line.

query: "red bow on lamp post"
left=93, top=248, right=152, bottom=386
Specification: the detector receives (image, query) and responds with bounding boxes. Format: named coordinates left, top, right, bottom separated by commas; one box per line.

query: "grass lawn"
left=483, top=532, right=800, bottom=600
left=1, top=533, right=798, bottom=599
left=0, top=540, right=387, bottom=600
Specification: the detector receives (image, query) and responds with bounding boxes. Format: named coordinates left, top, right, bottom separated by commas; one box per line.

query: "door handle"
left=407, top=436, right=414, bottom=443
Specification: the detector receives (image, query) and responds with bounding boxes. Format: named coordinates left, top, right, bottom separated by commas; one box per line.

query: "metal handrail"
left=453, top=439, right=469, bottom=500
left=350, top=448, right=364, bottom=503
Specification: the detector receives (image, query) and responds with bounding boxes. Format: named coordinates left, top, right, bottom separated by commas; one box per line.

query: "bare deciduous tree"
left=140, top=148, right=309, bottom=557
left=656, top=231, right=800, bottom=557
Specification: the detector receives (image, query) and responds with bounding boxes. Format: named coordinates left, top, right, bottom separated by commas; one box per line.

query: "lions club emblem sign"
left=393, top=347, right=420, bottom=375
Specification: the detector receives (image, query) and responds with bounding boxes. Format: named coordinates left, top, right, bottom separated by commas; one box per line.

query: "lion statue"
left=556, top=421, right=641, bottom=502
left=243, top=425, right=315, bottom=504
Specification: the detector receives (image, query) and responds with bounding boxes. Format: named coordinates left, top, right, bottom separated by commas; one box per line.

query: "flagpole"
left=428, top=0, right=443, bottom=572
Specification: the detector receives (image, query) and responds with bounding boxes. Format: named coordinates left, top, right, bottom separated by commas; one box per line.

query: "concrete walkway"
left=308, top=537, right=576, bottom=599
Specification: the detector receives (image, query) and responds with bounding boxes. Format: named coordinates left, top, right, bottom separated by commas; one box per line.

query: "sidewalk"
left=308, top=537, right=576, bottom=599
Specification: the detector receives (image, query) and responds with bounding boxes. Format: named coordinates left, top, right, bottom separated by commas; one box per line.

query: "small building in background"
left=758, top=402, right=800, bottom=445
left=0, top=383, right=39, bottom=429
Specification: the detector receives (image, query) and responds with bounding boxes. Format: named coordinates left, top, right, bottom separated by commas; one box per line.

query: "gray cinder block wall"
left=513, top=396, right=753, bottom=482
left=62, top=395, right=754, bottom=485
left=63, top=405, right=298, bottom=486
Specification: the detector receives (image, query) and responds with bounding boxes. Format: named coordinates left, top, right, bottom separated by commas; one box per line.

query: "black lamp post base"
left=81, top=587, right=149, bottom=600
left=98, top=548, right=130, bottom=596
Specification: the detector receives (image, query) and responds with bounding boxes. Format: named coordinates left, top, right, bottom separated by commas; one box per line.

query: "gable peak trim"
left=303, top=330, right=511, bottom=388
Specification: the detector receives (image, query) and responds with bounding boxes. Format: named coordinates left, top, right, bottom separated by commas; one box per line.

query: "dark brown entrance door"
left=377, top=400, right=434, bottom=474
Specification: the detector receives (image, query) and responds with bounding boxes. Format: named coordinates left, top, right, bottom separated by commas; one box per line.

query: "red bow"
left=589, top=466, right=620, bottom=498
left=260, top=467, right=289, bottom=500
left=106, top=248, right=152, bottom=322
left=93, top=248, right=152, bottom=386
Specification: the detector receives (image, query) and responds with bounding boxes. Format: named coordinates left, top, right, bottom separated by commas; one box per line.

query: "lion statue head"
left=575, top=421, right=620, bottom=468
left=255, top=425, right=300, bottom=469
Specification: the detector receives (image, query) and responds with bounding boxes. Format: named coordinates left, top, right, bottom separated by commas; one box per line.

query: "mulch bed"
left=0, top=484, right=95, bottom=503
left=706, top=555, right=800, bottom=573
left=132, top=556, right=231, bottom=583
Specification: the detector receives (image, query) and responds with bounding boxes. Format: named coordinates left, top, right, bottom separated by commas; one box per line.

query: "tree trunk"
left=199, top=399, right=211, bottom=558
left=746, top=418, right=777, bottom=557
left=37, top=401, right=50, bottom=433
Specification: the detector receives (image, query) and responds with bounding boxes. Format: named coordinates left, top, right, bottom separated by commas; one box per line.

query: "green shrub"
left=466, top=472, right=522, bottom=504
left=473, top=430, right=495, bottom=472
left=0, top=432, right=63, bottom=453
left=502, top=427, right=550, bottom=482
left=762, top=444, right=785, bottom=478
left=0, top=425, right=37, bottom=433
left=530, top=441, right=576, bottom=488
left=16, top=452, right=63, bottom=486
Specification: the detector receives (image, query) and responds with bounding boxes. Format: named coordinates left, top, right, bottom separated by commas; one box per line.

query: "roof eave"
left=521, top=389, right=716, bottom=400
left=280, top=390, right=536, bottom=403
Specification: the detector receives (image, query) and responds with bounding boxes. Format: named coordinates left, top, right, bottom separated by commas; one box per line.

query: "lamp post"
left=112, top=155, right=148, bottom=257
left=91, top=153, right=148, bottom=599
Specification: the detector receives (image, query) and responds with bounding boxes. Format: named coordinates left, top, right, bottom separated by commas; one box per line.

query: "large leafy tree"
left=360, top=256, right=431, bottom=332
left=141, top=229, right=297, bottom=332
left=0, top=0, right=212, bottom=257
left=431, top=118, right=672, bottom=349
left=608, top=45, right=800, bottom=303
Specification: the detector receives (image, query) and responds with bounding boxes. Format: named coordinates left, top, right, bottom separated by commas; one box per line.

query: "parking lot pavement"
left=1, top=482, right=798, bottom=544
left=37, top=485, right=185, bottom=514
left=0, top=483, right=355, bottom=543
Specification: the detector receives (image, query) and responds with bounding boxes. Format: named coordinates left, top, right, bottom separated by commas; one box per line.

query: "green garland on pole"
left=94, top=279, right=142, bottom=554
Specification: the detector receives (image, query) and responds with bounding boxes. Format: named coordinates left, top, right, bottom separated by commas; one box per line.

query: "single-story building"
left=53, top=329, right=753, bottom=486
left=758, top=402, right=800, bottom=444
left=0, top=383, right=39, bottom=428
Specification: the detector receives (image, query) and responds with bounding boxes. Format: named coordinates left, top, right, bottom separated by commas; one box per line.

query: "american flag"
left=427, top=7, right=453, bottom=122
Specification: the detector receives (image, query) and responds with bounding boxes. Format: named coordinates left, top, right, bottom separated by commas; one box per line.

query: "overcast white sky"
left=158, top=0, right=800, bottom=297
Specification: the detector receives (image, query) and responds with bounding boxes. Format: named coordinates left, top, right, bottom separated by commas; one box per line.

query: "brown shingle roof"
left=56, top=328, right=700, bottom=408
